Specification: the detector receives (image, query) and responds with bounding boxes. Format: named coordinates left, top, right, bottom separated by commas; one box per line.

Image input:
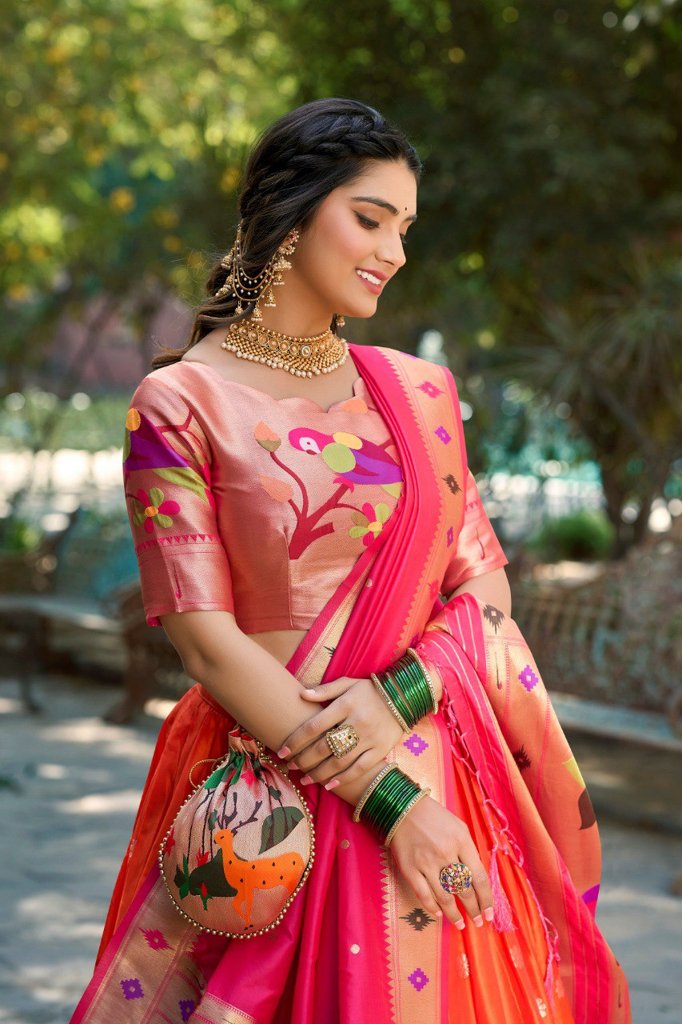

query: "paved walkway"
left=1, top=673, right=680, bottom=1023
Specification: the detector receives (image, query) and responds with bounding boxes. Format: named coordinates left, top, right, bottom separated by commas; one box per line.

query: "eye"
left=356, top=212, right=409, bottom=248
left=356, top=213, right=379, bottom=229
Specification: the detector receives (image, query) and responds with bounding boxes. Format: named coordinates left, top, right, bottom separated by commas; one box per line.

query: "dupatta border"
left=286, top=343, right=467, bottom=682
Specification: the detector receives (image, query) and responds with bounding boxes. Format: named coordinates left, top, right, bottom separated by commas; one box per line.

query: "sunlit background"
left=0, top=2, right=681, bottom=1021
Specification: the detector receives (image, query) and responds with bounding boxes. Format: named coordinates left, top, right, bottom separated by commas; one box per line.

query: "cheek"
left=336, top=221, right=370, bottom=264
left=313, top=211, right=369, bottom=270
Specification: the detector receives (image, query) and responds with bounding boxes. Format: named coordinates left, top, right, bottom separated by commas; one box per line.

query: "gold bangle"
left=370, top=672, right=411, bottom=733
left=406, top=648, right=440, bottom=714
left=383, top=787, right=431, bottom=848
left=352, top=763, right=398, bottom=823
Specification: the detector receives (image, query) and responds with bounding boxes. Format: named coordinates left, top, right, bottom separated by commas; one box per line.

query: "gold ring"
left=325, top=723, right=359, bottom=759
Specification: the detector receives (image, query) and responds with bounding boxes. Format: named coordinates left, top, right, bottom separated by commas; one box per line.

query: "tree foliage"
left=1, top=0, right=680, bottom=550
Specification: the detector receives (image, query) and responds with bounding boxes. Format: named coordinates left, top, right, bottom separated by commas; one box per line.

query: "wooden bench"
left=0, top=506, right=139, bottom=711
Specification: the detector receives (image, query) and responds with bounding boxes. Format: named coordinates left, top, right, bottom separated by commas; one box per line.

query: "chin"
left=349, top=309, right=378, bottom=321
left=339, top=299, right=379, bottom=322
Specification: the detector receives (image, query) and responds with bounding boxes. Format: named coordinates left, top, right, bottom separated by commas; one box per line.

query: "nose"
left=375, top=234, right=407, bottom=272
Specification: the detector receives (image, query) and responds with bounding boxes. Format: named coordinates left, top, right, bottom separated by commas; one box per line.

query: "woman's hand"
left=389, top=794, right=495, bottom=931
left=276, top=676, right=404, bottom=790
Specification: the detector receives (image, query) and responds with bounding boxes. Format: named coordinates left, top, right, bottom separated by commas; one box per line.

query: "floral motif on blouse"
left=123, top=406, right=213, bottom=526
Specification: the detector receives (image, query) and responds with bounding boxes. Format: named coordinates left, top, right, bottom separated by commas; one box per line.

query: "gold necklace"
left=221, top=320, right=348, bottom=378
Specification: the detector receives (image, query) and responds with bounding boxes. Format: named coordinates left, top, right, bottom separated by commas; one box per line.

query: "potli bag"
left=159, top=724, right=315, bottom=939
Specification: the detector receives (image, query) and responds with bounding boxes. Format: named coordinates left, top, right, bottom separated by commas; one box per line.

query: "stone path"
left=0, top=673, right=680, bottom=1023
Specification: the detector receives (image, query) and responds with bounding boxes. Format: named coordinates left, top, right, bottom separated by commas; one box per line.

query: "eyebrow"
left=351, top=195, right=418, bottom=223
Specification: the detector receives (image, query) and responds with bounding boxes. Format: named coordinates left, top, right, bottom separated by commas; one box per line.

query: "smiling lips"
left=356, top=268, right=385, bottom=294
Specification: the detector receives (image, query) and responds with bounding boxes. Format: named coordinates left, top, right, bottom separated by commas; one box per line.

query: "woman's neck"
left=252, top=276, right=335, bottom=338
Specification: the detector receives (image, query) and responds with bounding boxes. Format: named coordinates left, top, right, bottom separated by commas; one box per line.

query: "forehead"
left=339, top=159, right=418, bottom=209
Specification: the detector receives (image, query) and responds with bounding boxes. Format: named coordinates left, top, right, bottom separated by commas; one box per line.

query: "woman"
left=71, top=98, right=630, bottom=1023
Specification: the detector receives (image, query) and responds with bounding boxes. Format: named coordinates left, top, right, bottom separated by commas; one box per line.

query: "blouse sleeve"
left=122, top=373, right=235, bottom=627
left=441, top=468, right=508, bottom=598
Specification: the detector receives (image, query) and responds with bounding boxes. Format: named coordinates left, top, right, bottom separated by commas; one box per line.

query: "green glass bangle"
left=408, top=648, right=440, bottom=714
left=366, top=786, right=416, bottom=839
left=363, top=777, right=408, bottom=835
left=391, top=655, right=429, bottom=721
left=379, top=672, right=414, bottom=727
left=394, top=655, right=431, bottom=720
left=352, top=763, right=396, bottom=822
left=364, top=773, right=415, bottom=833
left=360, top=768, right=423, bottom=843
left=384, top=788, right=431, bottom=847
left=375, top=674, right=412, bottom=728
left=392, top=651, right=434, bottom=721
left=369, top=784, right=424, bottom=846
left=363, top=770, right=409, bottom=820
left=372, top=676, right=411, bottom=732
left=395, top=666, right=429, bottom=721
left=362, top=773, right=411, bottom=825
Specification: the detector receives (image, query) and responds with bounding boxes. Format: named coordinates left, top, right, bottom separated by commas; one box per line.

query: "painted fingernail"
left=300, top=775, right=313, bottom=785
left=277, top=746, right=290, bottom=758
left=473, top=915, right=483, bottom=928
left=484, top=906, right=494, bottom=922
left=289, top=761, right=299, bottom=770
left=455, top=918, right=466, bottom=930
left=435, top=910, right=443, bottom=918
left=324, top=779, right=340, bottom=791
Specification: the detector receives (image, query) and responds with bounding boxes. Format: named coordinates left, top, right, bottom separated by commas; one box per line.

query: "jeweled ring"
left=325, top=723, right=359, bottom=759
left=439, top=861, right=473, bottom=896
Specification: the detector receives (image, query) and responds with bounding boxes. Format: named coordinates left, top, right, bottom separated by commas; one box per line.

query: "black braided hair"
left=152, top=98, right=421, bottom=368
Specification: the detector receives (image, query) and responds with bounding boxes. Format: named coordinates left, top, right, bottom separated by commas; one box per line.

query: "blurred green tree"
left=1, top=0, right=680, bottom=551
left=0, top=0, right=294, bottom=389
left=266, top=0, right=682, bottom=548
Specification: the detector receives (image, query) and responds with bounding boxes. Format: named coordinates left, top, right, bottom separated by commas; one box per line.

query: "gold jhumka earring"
left=214, top=223, right=300, bottom=321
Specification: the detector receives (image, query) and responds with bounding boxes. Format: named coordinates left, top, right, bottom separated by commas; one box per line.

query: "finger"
left=279, top=707, right=347, bottom=760
left=315, top=748, right=382, bottom=789
left=290, top=722, right=359, bottom=773
left=300, top=679, right=352, bottom=700
left=299, top=745, right=370, bottom=786
left=296, top=754, right=341, bottom=786
left=459, top=840, right=494, bottom=921
left=423, top=872, right=467, bottom=931
left=293, top=736, right=340, bottom=774
left=407, top=872, right=448, bottom=925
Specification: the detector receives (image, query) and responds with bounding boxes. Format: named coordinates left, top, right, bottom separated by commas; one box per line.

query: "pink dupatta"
left=70, top=344, right=629, bottom=1024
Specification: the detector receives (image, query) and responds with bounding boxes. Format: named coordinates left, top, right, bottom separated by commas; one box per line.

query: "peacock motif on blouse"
left=287, top=426, right=403, bottom=498
left=254, top=418, right=403, bottom=559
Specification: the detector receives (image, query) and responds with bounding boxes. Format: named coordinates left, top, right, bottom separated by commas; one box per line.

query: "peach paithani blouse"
left=121, top=358, right=507, bottom=632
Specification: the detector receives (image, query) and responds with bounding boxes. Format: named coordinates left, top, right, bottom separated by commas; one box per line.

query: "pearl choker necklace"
left=221, top=321, right=348, bottom=378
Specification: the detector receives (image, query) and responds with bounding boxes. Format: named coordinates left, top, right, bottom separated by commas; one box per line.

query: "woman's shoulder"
left=128, top=361, right=206, bottom=421
left=131, top=360, right=197, bottom=398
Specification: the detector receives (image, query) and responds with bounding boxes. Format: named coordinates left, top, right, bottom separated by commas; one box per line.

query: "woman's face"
left=293, top=159, right=418, bottom=320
